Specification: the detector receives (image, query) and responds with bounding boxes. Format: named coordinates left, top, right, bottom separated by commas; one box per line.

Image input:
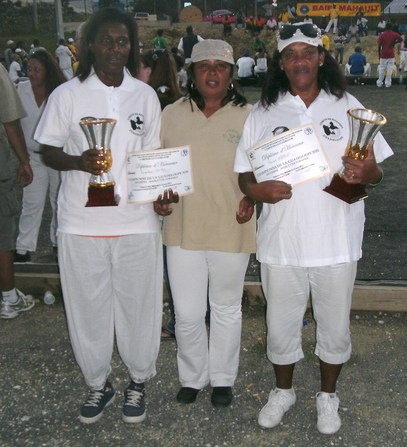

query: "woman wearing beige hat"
left=155, top=39, right=256, bottom=407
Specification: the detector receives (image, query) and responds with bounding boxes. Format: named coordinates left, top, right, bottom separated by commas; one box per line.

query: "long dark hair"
left=76, top=7, right=140, bottom=81
left=141, top=49, right=182, bottom=109
left=28, top=49, right=66, bottom=98
left=261, top=47, right=347, bottom=108
left=186, top=63, right=247, bottom=110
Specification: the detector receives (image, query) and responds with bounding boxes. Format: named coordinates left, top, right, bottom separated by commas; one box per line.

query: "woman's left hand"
left=153, top=189, right=179, bottom=216
left=342, top=142, right=382, bottom=185
left=236, top=196, right=255, bottom=224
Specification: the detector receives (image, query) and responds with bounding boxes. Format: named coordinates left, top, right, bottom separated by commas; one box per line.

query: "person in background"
left=138, top=48, right=183, bottom=341
left=254, top=48, right=268, bottom=86
left=152, top=29, right=168, bottom=50
left=8, top=52, right=27, bottom=84
left=345, top=45, right=371, bottom=78
left=346, top=22, right=361, bottom=43
left=252, top=33, right=267, bottom=54
left=14, top=50, right=66, bottom=263
left=235, top=22, right=393, bottom=436
left=303, top=15, right=313, bottom=24
left=376, top=22, right=402, bottom=88
left=171, top=47, right=187, bottom=91
left=376, top=17, right=387, bottom=36
left=236, top=49, right=255, bottom=79
left=3, top=39, right=16, bottom=70
left=156, top=39, right=255, bottom=408
left=55, top=38, right=73, bottom=80
left=29, top=39, right=46, bottom=56
left=34, top=7, right=163, bottom=425
left=325, top=3, right=339, bottom=34
left=321, top=30, right=331, bottom=52
left=67, top=37, right=78, bottom=64
left=177, top=25, right=204, bottom=64
left=222, top=14, right=233, bottom=37
left=334, top=30, right=347, bottom=64
left=0, top=63, right=34, bottom=320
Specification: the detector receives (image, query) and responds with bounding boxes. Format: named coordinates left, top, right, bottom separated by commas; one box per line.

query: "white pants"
left=167, top=246, right=250, bottom=388
left=325, top=18, right=338, bottom=34
left=261, top=262, right=357, bottom=365
left=377, top=58, right=396, bottom=87
left=345, top=63, right=371, bottom=77
left=16, top=153, right=60, bottom=252
left=59, top=232, right=163, bottom=390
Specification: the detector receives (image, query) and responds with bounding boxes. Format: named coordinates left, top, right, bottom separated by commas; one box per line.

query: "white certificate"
left=246, top=124, right=330, bottom=186
left=127, top=146, right=193, bottom=203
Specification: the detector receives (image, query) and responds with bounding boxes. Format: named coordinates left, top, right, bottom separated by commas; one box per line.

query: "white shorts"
left=261, top=262, right=357, bottom=365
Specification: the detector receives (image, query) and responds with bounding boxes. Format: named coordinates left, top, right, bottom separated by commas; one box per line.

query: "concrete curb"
left=15, top=270, right=407, bottom=312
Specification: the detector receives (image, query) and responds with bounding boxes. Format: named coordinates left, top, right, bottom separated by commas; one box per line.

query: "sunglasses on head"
left=279, top=23, right=320, bottom=40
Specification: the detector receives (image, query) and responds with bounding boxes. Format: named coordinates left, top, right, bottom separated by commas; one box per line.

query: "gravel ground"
left=0, top=301, right=406, bottom=447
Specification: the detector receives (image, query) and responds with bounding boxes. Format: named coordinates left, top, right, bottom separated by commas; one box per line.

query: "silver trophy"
left=79, top=117, right=118, bottom=207
left=324, top=108, right=387, bottom=203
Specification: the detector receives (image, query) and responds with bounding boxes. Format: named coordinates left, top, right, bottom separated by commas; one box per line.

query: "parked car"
left=203, top=9, right=236, bottom=24
left=134, top=12, right=149, bottom=21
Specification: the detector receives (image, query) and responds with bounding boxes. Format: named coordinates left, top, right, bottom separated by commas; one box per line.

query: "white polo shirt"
left=35, top=68, right=162, bottom=236
left=234, top=90, right=393, bottom=267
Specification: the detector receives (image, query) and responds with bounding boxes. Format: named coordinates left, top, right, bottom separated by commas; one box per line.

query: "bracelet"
left=368, top=170, right=384, bottom=187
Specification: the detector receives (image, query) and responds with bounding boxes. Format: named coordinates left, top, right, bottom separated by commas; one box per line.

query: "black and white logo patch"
left=129, top=113, right=144, bottom=135
left=320, top=118, right=344, bottom=141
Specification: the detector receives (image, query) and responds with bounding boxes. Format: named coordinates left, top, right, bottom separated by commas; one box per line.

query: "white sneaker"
left=316, top=392, right=341, bottom=435
left=1, top=289, right=35, bottom=319
left=258, top=388, right=296, bottom=429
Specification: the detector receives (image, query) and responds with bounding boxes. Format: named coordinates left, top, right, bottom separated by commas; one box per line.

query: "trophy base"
left=85, top=185, right=118, bottom=207
left=323, top=174, right=368, bottom=204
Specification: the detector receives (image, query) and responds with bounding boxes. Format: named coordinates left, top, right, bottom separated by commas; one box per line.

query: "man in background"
left=0, top=64, right=34, bottom=319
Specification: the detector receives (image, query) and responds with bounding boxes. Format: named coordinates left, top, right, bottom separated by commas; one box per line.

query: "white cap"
left=68, top=37, right=74, bottom=43
left=277, top=22, right=322, bottom=53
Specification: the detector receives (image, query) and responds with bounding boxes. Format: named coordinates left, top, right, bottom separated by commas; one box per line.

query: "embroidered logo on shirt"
left=128, top=113, right=144, bottom=135
left=320, top=118, right=344, bottom=141
left=223, top=129, right=241, bottom=144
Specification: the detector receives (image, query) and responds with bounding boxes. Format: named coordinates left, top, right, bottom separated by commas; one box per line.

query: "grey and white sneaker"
left=258, top=387, right=296, bottom=429
left=0, top=289, right=35, bottom=319
left=122, top=381, right=146, bottom=423
left=316, top=391, right=341, bottom=435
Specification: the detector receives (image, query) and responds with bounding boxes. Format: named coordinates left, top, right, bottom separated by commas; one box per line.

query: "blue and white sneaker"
left=79, top=381, right=116, bottom=424
left=122, top=381, right=146, bottom=423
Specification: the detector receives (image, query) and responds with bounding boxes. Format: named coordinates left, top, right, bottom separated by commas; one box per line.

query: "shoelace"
left=267, top=391, right=292, bottom=414
left=125, top=389, right=143, bottom=407
left=318, top=396, right=339, bottom=416
left=84, top=390, right=105, bottom=407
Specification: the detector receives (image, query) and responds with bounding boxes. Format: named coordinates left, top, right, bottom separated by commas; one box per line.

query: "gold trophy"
left=324, top=108, right=387, bottom=204
left=79, top=117, right=118, bottom=207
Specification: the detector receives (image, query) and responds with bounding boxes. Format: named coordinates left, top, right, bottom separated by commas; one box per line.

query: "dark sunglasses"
left=279, top=23, right=320, bottom=40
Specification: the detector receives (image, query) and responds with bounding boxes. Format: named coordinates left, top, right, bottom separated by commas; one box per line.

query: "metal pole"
left=55, top=0, right=64, bottom=41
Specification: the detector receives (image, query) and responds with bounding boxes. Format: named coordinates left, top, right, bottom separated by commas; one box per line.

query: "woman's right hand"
left=153, top=189, right=179, bottom=216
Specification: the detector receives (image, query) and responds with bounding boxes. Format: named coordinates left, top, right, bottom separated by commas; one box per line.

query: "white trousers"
left=261, top=262, right=357, bottom=365
left=377, top=58, right=396, bottom=87
left=59, top=232, right=163, bottom=390
left=16, top=153, right=60, bottom=252
left=345, top=63, right=371, bottom=77
left=167, top=246, right=250, bottom=388
left=325, top=18, right=338, bottom=34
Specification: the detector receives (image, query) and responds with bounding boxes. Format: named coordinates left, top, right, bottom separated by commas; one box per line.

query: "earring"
left=190, top=82, right=196, bottom=90
left=228, top=82, right=234, bottom=91
left=319, top=63, right=323, bottom=67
